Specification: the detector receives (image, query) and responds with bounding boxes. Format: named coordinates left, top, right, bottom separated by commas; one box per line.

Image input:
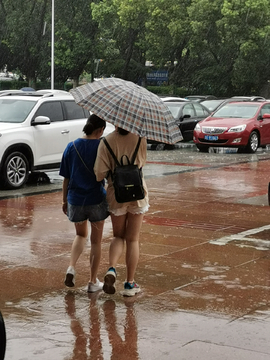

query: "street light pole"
left=51, top=0, right=54, bottom=90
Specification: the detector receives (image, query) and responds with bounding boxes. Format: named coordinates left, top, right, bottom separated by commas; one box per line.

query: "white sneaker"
left=64, top=266, right=76, bottom=287
left=88, top=279, right=104, bottom=293
left=122, top=282, right=141, bottom=297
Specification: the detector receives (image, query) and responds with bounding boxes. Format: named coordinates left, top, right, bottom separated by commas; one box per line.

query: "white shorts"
left=109, top=204, right=149, bottom=216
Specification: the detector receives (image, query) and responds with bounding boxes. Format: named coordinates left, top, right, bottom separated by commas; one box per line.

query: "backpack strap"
left=103, top=138, right=121, bottom=166
left=103, top=136, right=141, bottom=166
left=130, top=137, right=142, bottom=165
left=73, top=141, right=93, bottom=174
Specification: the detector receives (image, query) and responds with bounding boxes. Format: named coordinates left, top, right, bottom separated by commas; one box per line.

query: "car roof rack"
left=0, top=91, right=43, bottom=97
left=0, top=90, right=71, bottom=98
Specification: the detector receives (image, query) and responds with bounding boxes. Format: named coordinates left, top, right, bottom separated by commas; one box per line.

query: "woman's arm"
left=94, top=141, right=111, bottom=181
left=136, top=137, right=147, bottom=168
left=62, top=178, right=69, bottom=214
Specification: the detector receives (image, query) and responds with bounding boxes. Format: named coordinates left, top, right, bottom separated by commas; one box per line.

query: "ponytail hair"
left=83, top=114, right=106, bottom=135
left=117, top=127, right=129, bottom=136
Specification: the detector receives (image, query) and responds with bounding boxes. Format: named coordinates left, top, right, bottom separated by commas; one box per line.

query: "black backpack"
left=103, top=137, right=145, bottom=203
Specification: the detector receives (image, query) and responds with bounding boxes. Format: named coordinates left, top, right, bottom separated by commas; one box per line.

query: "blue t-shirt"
left=59, top=138, right=106, bottom=206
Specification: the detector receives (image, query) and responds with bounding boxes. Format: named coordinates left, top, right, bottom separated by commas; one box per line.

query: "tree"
left=0, top=0, right=10, bottom=71
left=188, top=0, right=270, bottom=95
left=219, top=0, right=270, bottom=94
left=4, top=0, right=50, bottom=87
left=53, top=0, right=100, bottom=86
left=1, top=0, right=270, bottom=94
left=146, top=0, right=191, bottom=88
left=92, top=0, right=149, bottom=82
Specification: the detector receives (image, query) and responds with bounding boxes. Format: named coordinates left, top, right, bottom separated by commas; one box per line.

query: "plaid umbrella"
left=70, top=78, right=183, bottom=144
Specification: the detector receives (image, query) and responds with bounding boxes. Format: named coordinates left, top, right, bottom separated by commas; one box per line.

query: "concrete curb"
left=147, top=141, right=195, bottom=150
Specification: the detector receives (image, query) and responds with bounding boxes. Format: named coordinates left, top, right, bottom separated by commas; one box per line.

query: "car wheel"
left=1, top=152, right=29, bottom=189
left=155, top=143, right=165, bottom=150
left=245, top=131, right=259, bottom=153
left=196, top=144, right=209, bottom=152
left=164, top=144, right=175, bottom=150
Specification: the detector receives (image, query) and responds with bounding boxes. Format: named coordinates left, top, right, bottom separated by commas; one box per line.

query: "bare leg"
left=125, top=213, right=144, bottom=283
left=65, top=221, right=88, bottom=287
left=103, top=214, right=126, bottom=294
left=69, top=221, right=88, bottom=268
left=89, top=220, right=104, bottom=283
left=109, top=214, right=127, bottom=268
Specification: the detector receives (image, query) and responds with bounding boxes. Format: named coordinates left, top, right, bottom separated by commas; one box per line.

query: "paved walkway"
left=0, top=152, right=269, bottom=359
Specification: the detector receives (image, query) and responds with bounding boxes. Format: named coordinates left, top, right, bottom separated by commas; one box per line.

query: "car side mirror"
left=182, top=114, right=191, bottom=119
left=32, top=116, right=51, bottom=125
left=262, top=113, right=270, bottom=119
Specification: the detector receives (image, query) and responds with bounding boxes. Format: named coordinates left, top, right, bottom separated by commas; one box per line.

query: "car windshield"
left=201, top=99, right=224, bottom=111
left=212, top=103, right=260, bottom=118
left=0, top=99, right=36, bottom=123
left=165, top=103, right=182, bottom=118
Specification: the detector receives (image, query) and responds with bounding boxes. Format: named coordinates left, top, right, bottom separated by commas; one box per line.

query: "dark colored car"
left=165, top=100, right=211, bottom=142
left=193, top=101, right=270, bottom=153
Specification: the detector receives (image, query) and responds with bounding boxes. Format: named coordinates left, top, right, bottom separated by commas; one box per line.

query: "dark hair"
left=83, top=114, right=106, bottom=135
left=117, top=127, right=129, bottom=136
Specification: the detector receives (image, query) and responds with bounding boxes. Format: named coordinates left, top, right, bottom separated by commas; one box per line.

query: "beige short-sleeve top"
left=94, top=131, right=149, bottom=210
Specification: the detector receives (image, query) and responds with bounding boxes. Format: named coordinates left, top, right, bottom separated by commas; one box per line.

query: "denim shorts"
left=67, top=197, right=109, bottom=223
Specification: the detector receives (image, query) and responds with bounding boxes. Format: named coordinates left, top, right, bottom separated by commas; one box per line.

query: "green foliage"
left=92, top=0, right=149, bottom=81
left=0, top=79, right=69, bottom=91
left=147, top=85, right=189, bottom=97
left=1, top=0, right=270, bottom=95
left=3, top=0, right=51, bottom=85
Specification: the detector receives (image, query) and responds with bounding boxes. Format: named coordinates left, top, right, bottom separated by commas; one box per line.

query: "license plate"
left=204, top=135, right=218, bottom=141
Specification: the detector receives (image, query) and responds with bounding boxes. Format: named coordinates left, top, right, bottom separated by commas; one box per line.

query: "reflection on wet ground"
left=0, top=146, right=270, bottom=359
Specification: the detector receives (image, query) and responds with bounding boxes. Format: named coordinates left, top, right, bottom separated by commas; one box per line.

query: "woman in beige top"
left=94, top=127, right=149, bottom=296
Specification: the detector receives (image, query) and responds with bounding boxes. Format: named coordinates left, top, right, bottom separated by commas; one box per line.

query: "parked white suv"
left=0, top=90, right=114, bottom=189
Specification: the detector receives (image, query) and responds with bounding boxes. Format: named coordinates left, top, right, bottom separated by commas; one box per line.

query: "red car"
left=193, top=101, right=270, bottom=153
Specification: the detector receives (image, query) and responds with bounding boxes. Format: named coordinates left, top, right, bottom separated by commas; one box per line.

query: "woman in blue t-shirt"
left=60, top=114, right=109, bottom=292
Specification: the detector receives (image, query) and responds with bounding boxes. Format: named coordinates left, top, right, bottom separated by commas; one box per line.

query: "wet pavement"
left=0, top=146, right=270, bottom=359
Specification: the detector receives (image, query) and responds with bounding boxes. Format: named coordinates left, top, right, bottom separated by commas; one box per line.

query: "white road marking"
left=210, top=224, right=270, bottom=251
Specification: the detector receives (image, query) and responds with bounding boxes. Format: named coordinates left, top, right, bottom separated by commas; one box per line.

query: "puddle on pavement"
left=1, top=147, right=270, bottom=359
left=3, top=288, right=269, bottom=360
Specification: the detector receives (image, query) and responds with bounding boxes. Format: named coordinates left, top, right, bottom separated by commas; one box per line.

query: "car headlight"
left=227, top=124, right=246, bottom=133
left=194, top=123, right=201, bottom=131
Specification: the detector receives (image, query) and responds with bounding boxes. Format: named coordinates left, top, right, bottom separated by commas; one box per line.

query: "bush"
left=0, top=80, right=28, bottom=90
left=146, top=85, right=190, bottom=97
left=0, top=80, right=70, bottom=91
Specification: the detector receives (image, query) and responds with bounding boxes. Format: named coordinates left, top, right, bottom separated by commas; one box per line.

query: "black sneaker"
left=103, top=267, right=116, bottom=294
left=64, top=266, right=76, bottom=287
